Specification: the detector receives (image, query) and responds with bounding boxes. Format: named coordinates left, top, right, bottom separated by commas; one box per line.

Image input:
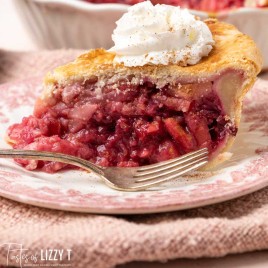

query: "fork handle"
left=0, top=149, right=105, bottom=176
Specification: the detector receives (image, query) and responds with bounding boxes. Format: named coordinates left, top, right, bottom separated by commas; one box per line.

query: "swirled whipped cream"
left=110, top=1, right=214, bottom=67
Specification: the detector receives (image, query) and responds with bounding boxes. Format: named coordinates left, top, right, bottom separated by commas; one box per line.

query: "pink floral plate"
left=0, top=75, right=267, bottom=214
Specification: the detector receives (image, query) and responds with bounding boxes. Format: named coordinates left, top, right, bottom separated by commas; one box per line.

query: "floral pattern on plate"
left=0, top=76, right=267, bottom=214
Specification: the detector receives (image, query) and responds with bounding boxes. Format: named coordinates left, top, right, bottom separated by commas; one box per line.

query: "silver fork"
left=0, top=148, right=208, bottom=191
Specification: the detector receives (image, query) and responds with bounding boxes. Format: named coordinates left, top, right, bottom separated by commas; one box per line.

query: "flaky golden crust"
left=41, top=19, right=262, bottom=170
left=44, top=19, right=262, bottom=90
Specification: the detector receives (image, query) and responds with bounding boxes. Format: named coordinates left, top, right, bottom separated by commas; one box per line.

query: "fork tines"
left=134, top=148, right=209, bottom=183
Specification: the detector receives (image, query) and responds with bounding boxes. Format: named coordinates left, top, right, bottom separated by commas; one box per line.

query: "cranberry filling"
left=83, top=0, right=266, bottom=12
left=84, top=0, right=268, bottom=11
left=7, top=79, right=237, bottom=172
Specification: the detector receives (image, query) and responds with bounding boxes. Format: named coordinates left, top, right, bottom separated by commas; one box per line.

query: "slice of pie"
left=7, top=19, right=262, bottom=173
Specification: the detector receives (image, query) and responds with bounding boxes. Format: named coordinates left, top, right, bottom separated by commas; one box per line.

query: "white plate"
left=0, top=76, right=267, bottom=214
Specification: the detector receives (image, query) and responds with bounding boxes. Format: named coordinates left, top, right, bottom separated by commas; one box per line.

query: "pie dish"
left=7, top=19, right=262, bottom=173
left=84, top=0, right=268, bottom=11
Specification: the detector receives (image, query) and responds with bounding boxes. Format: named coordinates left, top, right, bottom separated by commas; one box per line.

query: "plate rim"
left=0, top=172, right=267, bottom=214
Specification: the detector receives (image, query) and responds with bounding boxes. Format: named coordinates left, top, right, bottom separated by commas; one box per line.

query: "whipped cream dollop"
left=110, top=1, right=214, bottom=67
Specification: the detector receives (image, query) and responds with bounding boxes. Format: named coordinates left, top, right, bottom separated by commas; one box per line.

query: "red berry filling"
left=82, top=0, right=268, bottom=12
left=7, top=77, right=237, bottom=172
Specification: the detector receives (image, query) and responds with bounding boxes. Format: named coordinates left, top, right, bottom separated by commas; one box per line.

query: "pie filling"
left=7, top=72, right=241, bottom=172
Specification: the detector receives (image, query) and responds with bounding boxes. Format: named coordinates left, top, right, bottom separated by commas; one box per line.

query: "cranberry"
left=7, top=79, right=236, bottom=172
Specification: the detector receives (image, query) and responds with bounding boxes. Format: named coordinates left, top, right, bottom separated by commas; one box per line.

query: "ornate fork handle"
left=0, top=149, right=105, bottom=176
